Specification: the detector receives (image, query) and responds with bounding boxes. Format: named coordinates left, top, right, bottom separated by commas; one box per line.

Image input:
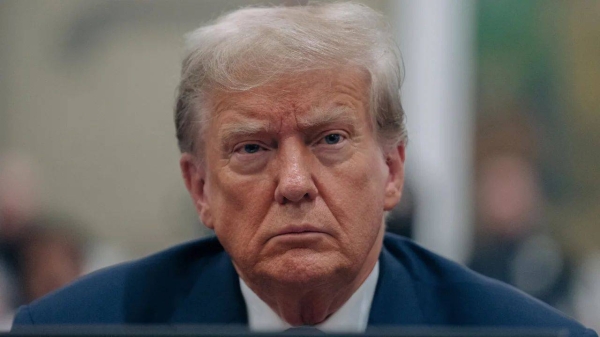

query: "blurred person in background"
left=0, top=152, right=121, bottom=330
left=475, top=1, right=600, bottom=327
left=470, top=115, right=575, bottom=313
left=0, top=153, right=40, bottom=310
left=18, top=217, right=86, bottom=304
left=9, top=3, right=596, bottom=335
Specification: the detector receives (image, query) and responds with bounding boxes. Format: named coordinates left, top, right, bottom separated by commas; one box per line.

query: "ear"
left=383, top=144, right=406, bottom=211
left=180, top=153, right=214, bottom=229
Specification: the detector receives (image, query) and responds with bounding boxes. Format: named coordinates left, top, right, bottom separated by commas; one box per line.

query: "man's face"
left=181, top=68, right=405, bottom=289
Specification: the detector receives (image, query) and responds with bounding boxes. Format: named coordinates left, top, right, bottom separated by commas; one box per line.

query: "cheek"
left=207, top=170, right=274, bottom=250
left=320, top=151, right=387, bottom=237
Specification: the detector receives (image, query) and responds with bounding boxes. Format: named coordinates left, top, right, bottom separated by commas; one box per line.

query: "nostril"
left=280, top=193, right=311, bottom=205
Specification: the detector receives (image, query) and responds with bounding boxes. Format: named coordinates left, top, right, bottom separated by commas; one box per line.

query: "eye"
left=242, top=144, right=261, bottom=154
left=323, top=133, right=342, bottom=145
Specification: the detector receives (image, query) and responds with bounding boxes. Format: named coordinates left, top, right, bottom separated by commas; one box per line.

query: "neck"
left=241, top=226, right=385, bottom=326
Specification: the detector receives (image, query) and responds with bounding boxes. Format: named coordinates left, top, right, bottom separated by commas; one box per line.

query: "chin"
left=256, top=249, right=351, bottom=286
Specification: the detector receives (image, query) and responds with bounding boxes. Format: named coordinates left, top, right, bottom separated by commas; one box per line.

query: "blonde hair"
left=175, top=2, right=406, bottom=155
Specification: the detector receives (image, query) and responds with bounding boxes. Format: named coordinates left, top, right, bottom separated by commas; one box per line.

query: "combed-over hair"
left=175, top=2, right=406, bottom=155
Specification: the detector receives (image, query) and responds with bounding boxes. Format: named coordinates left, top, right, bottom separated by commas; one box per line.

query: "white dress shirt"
left=239, top=262, right=379, bottom=333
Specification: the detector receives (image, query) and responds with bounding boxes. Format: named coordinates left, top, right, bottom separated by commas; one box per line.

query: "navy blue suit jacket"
left=12, top=234, right=596, bottom=336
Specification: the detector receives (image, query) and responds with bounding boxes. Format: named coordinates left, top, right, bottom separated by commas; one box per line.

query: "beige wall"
left=0, top=0, right=387, bottom=257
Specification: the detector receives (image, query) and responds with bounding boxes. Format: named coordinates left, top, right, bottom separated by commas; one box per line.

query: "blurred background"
left=0, top=0, right=598, bottom=330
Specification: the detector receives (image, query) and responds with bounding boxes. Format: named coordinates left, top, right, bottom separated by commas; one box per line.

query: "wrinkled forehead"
left=205, top=67, right=372, bottom=120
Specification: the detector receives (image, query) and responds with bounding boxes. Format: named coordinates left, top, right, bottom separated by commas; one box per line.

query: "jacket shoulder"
left=382, top=234, right=596, bottom=336
left=13, top=236, right=225, bottom=325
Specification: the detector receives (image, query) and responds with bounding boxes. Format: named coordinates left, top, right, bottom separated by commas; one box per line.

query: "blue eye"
left=324, top=133, right=341, bottom=145
left=243, top=144, right=261, bottom=153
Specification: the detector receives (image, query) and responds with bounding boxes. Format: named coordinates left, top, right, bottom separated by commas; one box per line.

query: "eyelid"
left=221, top=128, right=273, bottom=152
left=314, top=130, right=348, bottom=146
left=232, top=141, right=269, bottom=154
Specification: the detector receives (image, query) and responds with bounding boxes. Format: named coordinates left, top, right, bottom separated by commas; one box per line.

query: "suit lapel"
left=368, top=241, right=425, bottom=326
left=169, top=250, right=248, bottom=325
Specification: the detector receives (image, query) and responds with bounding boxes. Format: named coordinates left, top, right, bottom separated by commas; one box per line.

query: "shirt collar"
left=239, top=262, right=380, bottom=333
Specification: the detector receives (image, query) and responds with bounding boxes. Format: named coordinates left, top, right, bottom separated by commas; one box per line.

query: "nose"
left=274, top=140, right=318, bottom=205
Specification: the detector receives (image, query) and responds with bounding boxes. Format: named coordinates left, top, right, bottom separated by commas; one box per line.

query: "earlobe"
left=383, top=144, right=406, bottom=211
left=180, top=153, right=214, bottom=229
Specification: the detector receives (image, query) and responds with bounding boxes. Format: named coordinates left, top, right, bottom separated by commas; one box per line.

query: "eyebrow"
left=298, top=105, right=358, bottom=129
left=219, top=120, right=275, bottom=149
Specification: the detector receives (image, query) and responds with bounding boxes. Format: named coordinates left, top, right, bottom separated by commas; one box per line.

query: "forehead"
left=206, top=68, right=371, bottom=125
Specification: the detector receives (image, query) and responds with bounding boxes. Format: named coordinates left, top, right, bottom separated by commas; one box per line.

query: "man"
left=12, top=3, right=596, bottom=335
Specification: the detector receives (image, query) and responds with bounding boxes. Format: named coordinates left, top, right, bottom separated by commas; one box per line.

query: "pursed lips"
left=271, top=224, right=330, bottom=239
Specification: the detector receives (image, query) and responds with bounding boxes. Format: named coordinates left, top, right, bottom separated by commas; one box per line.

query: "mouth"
left=271, top=224, right=329, bottom=239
